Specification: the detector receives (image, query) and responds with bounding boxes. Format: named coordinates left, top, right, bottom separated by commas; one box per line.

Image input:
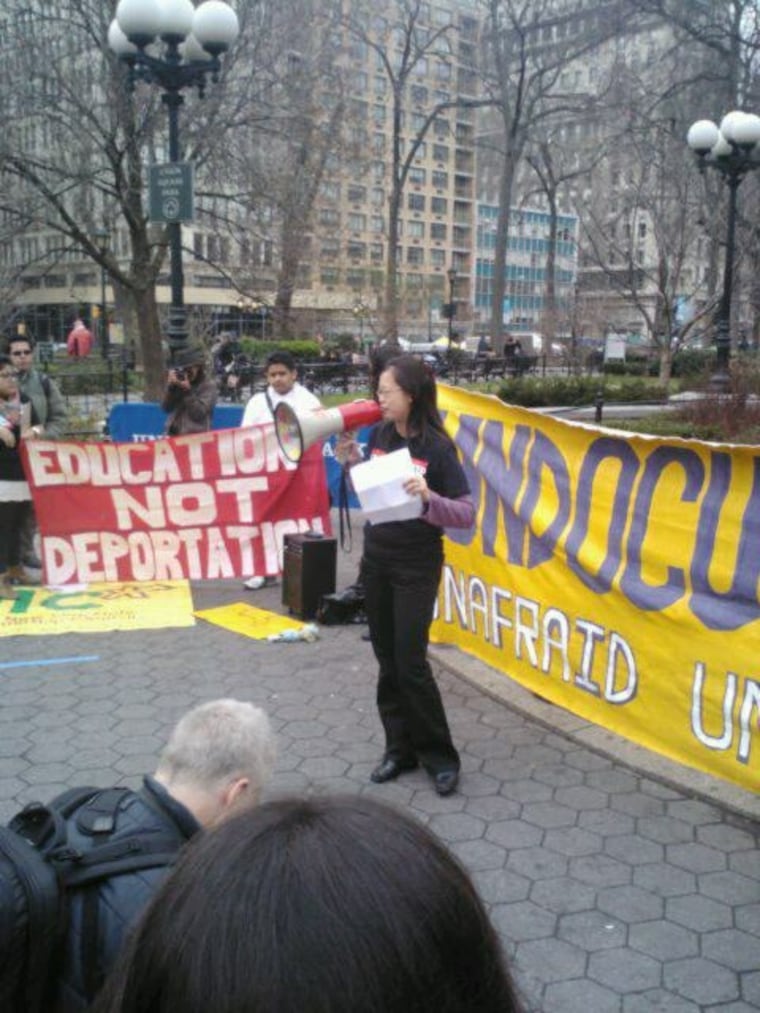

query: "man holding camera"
left=161, top=346, right=217, bottom=436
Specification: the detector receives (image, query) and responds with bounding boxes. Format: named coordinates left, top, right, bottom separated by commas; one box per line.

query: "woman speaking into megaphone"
left=346, top=353, right=475, bottom=798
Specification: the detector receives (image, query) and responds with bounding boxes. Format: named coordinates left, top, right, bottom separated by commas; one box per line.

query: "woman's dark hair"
left=0, top=353, right=12, bottom=369
left=368, top=341, right=403, bottom=398
left=266, top=349, right=296, bottom=371
left=94, top=795, right=523, bottom=1013
left=382, top=352, right=450, bottom=443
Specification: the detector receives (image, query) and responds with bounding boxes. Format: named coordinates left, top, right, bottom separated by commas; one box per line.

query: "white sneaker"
left=243, top=575, right=276, bottom=590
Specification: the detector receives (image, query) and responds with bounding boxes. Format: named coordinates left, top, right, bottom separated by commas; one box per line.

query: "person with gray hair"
left=53, top=699, right=275, bottom=1012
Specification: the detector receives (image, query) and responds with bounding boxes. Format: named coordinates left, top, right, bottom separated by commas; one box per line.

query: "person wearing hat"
left=161, top=346, right=218, bottom=436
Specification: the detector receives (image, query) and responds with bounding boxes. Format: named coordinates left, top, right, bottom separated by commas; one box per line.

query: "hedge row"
left=497, top=375, right=669, bottom=408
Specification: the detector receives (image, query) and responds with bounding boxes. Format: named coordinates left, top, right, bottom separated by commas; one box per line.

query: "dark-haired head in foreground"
left=94, top=795, right=523, bottom=1013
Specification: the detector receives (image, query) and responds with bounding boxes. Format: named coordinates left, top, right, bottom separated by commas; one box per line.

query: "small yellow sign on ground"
left=194, top=602, right=307, bottom=640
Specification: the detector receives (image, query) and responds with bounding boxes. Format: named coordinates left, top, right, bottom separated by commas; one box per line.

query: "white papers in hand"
left=350, top=447, right=423, bottom=525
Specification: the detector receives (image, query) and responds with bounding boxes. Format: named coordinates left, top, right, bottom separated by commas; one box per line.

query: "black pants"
left=363, top=551, right=459, bottom=775
left=0, top=499, right=26, bottom=573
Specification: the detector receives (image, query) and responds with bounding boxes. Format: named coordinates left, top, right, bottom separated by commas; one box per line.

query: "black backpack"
left=0, top=785, right=184, bottom=1013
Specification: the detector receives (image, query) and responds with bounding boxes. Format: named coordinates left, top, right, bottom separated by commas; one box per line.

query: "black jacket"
left=54, top=776, right=200, bottom=1012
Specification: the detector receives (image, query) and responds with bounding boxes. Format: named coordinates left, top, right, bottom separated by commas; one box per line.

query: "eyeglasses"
left=10, top=350, right=31, bottom=356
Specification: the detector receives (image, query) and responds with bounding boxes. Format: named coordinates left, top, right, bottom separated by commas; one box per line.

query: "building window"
left=432, top=170, right=448, bottom=189
left=433, top=143, right=449, bottom=161
left=407, top=247, right=424, bottom=265
left=409, top=167, right=426, bottom=185
left=348, top=184, right=367, bottom=203
left=319, top=208, right=340, bottom=227
left=371, top=187, right=385, bottom=207
left=407, top=220, right=424, bottom=238
left=408, top=193, right=425, bottom=211
left=347, top=241, right=366, bottom=259
left=430, top=222, right=447, bottom=240
left=430, top=248, right=446, bottom=267
left=370, top=243, right=384, bottom=262
left=348, top=213, right=367, bottom=232
left=371, top=215, right=385, bottom=232
left=431, top=196, right=447, bottom=215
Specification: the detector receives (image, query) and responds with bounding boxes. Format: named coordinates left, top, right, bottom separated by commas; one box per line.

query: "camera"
left=174, top=367, right=187, bottom=381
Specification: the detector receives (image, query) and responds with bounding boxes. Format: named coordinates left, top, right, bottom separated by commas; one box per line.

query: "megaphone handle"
left=338, top=467, right=353, bottom=553
left=335, top=429, right=361, bottom=466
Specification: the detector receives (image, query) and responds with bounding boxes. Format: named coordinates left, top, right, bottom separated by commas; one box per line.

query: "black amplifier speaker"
left=282, top=532, right=337, bottom=619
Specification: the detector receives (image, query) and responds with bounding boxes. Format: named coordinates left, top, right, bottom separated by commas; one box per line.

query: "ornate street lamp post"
left=687, top=110, right=760, bottom=391
left=108, top=0, right=239, bottom=363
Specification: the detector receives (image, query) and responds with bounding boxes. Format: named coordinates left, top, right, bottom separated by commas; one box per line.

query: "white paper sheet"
left=350, top=447, right=423, bottom=525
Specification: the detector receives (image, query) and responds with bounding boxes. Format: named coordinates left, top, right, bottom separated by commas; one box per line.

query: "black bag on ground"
left=317, top=583, right=367, bottom=625
left=0, top=786, right=182, bottom=1013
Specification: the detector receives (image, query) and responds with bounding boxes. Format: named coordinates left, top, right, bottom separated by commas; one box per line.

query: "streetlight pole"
left=94, top=228, right=110, bottom=360
left=108, top=0, right=239, bottom=364
left=446, top=266, right=457, bottom=362
left=687, top=110, right=760, bottom=391
left=353, top=300, right=367, bottom=349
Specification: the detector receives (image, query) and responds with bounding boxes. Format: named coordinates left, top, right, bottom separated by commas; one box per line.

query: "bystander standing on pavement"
left=66, top=318, right=94, bottom=358
left=6, top=333, right=67, bottom=574
left=240, top=350, right=321, bottom=591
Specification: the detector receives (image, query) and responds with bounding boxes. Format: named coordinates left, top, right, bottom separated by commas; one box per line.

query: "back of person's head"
left=265, top=349, right=296, bottom=372
left=93, top=795, right=523, bottom=1013
left=383, top=352, right=448, bottom=442
left=154, top=699, right=275, bottom=814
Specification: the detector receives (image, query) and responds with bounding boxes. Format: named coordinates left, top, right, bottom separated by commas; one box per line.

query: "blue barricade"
left=106, top=402, right=244, bottom=443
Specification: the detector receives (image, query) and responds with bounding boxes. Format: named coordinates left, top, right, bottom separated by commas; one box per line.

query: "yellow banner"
left=434, top=386, right=760, bottom=793
left=0, top=581, right=195, bottom=636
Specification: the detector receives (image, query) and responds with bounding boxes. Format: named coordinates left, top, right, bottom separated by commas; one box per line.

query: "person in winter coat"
left=161, top=346, right=217, bottom=436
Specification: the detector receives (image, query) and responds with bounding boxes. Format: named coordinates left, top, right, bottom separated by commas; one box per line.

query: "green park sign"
left=148, top=162, right=194, bottom=223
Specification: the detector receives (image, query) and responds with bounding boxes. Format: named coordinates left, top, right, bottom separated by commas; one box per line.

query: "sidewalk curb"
left=430, top=644, right=760, bottom=824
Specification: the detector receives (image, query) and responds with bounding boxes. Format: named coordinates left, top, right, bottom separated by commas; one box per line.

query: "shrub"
left=671, top=348, right=715, bottom=378
left=497, top=375, right=668, bottom=408
left=47, top=359, right=139, bottom=396
left=239, top=339, right=321, bottom=363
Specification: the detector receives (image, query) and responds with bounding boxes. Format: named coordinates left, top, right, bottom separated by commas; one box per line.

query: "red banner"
left=22, top=426, right=330, bottom=584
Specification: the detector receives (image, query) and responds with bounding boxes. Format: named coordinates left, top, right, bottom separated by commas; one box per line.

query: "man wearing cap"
left=162, top=346, right=217, bottom=436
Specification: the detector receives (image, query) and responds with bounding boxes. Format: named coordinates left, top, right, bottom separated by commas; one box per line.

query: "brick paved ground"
left=0, top=557, right=758, bottom=1012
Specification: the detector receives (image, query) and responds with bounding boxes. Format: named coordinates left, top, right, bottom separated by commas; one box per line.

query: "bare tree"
left=345, top=0, right=465, bottom=339
left=474, top=0, right=629, bottom=351
left=579, top=111, right=719, bottom=381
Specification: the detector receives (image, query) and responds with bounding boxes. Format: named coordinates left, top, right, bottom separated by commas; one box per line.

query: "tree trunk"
left=488, top=150, right=517, bottom=353
left=133, top=287, right=165, bottom=402
left=658, top=343, right=672, bottom=385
